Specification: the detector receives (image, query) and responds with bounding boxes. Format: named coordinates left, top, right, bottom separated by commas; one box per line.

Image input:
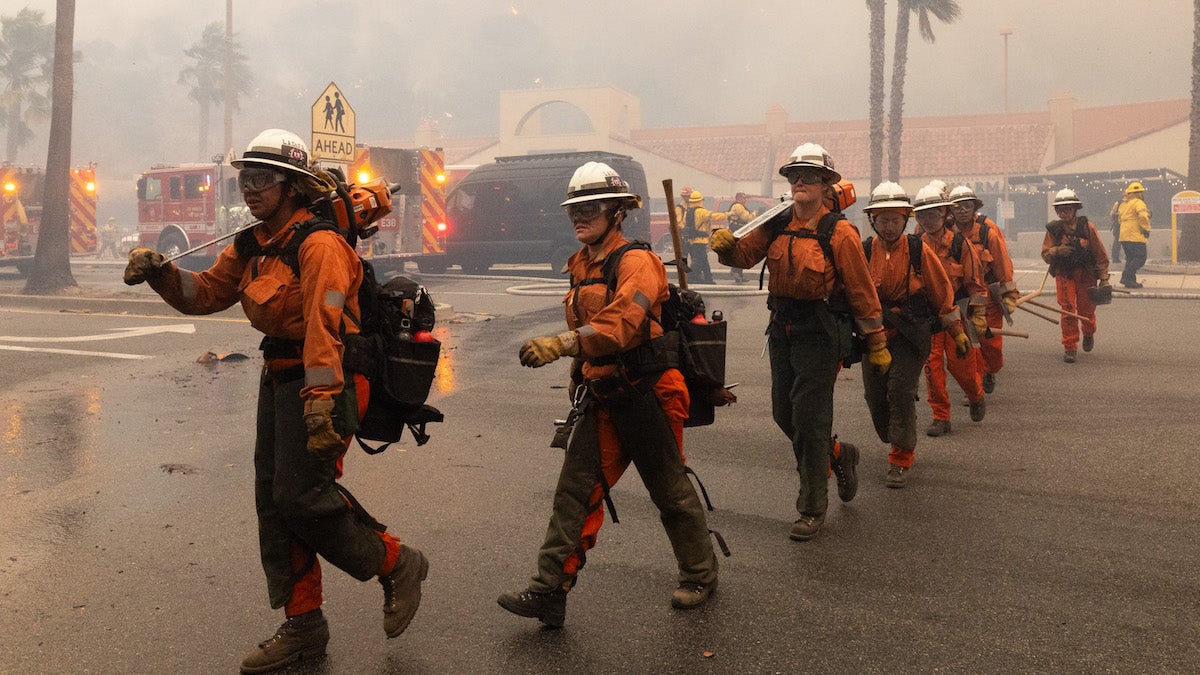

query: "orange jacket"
left=958, top=215, right=1017, bottom=294
left=565, top=233, right=674, bottom=382
left=1040, top=217, right=1110, bottom=279
left=717, top=204, right=884, bottom=343
left=148, top=208, right=362, bottom=408
left=922, top=227, right=988, bottom=307
left=867, top=235, right=963, bottom=339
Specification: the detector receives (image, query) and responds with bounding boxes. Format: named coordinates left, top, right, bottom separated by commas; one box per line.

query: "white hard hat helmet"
left=778, top=142, right=841, bottom=183
left=913, top=183, right=950, bottom=212
left=948, top=185, right=982, bottom=208
left=560, top=161, right=642, bottom=208
left=231, top=128, right=317, bottom=178
left=862, top=181, right=912, bottom=213
left=927, top=179, right=950, bottom=200
left=1052, top=188, right=1082, bottom=207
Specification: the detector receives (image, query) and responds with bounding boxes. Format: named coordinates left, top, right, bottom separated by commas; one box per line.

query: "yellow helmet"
left=687, top=190, right=704, bottom=204
left=1125, top=181, right=1145, bottom=194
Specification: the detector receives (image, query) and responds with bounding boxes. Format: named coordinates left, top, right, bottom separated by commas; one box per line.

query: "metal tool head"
left=988, top=281, right=1014, bottom=325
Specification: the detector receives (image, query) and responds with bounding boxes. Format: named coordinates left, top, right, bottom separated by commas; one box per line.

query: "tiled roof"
left=628, top=111, right=1055, bottom=181
left=1069, top=99, right=1189, bottom=160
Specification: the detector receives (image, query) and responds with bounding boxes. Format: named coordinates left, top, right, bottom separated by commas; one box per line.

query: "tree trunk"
left=868, top=0, right=887, bottom=190
left=1183, top=0, right=1200, bottom=261
left=887, top=1, right=911, bottom=182
left=4, top=101, right=21, bottom=163
left=24, top=0, right=77, bottom=294
left=198, top=101, right=210, bottom=162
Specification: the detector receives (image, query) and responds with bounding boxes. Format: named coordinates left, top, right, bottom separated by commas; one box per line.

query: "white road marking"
left=0, top=344, right=151, bottom=360
left=0, top=323, right=196, bottom=343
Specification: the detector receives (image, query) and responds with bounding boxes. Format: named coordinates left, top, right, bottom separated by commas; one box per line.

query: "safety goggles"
left=1053, top=204, right=1078, bottom=214
left=949, top=202, right=976, bottom=212
left=565, top=201, right=613, bottom=223
left=785, top=169, right=826, bottom=186
left=237, top=168, right=286, bottom=193
left=914, top=209, right=945, bottom=222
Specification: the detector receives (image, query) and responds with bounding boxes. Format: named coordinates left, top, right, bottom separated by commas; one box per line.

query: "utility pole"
left=1000, top=26, right=1012, bottom=113
left=223, top=0, right=233, bottom=158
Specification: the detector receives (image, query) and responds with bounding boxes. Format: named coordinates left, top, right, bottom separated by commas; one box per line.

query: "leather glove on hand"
left=123, top=247, right=165, bottom=285
left=709, top=227, right=737, bottom=255
left=1002, top=292, right=1020, bottom=315
left=1052, top=245, right=1073, bottom=258
left=867, top=340, right=892, bottom=374
left=1099, top=273, right=1111, bottom=287
left=971, top=306, right=988, bottom=336
left=519, top=330, right=580, bottom=368
left=304, top=399, right=345, bottom=460
left=953, top=330, right=972, bottom=358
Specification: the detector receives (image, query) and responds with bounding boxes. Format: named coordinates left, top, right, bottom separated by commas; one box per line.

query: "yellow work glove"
left=867, top=340, right=892, bottom=374
left=519, top=330, right=580, bottom=368
left=971, top=306, right=988, bottom=337
left=1002, top=291, right=1019, bottom=315
left=123, top=247, right=165, bottom=285
left=953, top=331, right=971, bottom=358
left=304, top=399, right=345, bottom=461
left=709, top=228, right=737, bottom=255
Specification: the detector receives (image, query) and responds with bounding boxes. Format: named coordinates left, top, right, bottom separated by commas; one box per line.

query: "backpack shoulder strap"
left=976, top=215, right=990, bottom=249
left=950, top=231, right=966, bottom=262
left=907, top=233, right=923, bottom=276
left=863, top=235, right=873, bottom=261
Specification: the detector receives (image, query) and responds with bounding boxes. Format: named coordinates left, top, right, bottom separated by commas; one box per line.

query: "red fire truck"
left=135, top=161, right=247, bottom=269
left=137, top=146, right=448, bottom=273
left=0, top=163, right=99, bottom=275
left=346, top=146, right=448, bottom=274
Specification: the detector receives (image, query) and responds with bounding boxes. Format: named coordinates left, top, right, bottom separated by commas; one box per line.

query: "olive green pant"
left=255, top=373, right=385, bottom=609
left=767, top=312, right=842, bottom=518
left=860, top=333, right=927, bottom=454
left=531, top=385, right=717, bottom=593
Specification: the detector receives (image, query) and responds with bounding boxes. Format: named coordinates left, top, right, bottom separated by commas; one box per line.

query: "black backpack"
left=580, top=241, right=728, bottom=427
left=234, top=219, right=443, bottom=453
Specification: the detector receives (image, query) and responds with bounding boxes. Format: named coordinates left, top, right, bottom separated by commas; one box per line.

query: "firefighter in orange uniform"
left=947, top=186, right=1019, bottom=394
left=1041, top=188, right=1110, bottom=363
left=711, top=143, right=887, bottom=540
left=860, top=183, right=969, bottom=488
left=498, top=161, right=718, bottom=627
left=124, top=128, right=427, bottom=674
left=914, top=184, right=988, bottom=437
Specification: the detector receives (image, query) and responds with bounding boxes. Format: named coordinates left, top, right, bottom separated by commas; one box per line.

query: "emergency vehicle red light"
left=86, top=182, right=96, bottom=192
left=3, top=181, right=15, bottom=193
left=357, top=171, right=371, bottom=184
left=436, top=222, right=447, bottom=232
left=436, top=173, right=446, bottom=184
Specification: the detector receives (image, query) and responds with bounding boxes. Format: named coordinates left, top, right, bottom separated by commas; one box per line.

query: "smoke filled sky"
left=7, top=0, right=1193, bottom=217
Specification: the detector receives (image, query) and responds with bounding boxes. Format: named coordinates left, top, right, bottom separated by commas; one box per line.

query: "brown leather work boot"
left=240, top=609, right=329, bottom=674
left=671, top=580, right=717, bottom=609
left=926, top=419, right=951, bottom=437
left=788, top=513, right=825, bottom=541
left=380, top=545, right=429, bottom=638
left=830, top=441, right=859, bottom=503
left=497, top=587, right=569, bottom=627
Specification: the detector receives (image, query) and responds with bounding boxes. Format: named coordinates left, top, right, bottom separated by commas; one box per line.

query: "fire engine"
left=0, top=163, right=99, bottom=276
left=345, top=145, right=448, bottom=274
left=136, top=161, right=248, bottom=269
left=136, top=146, right=448, bottom=273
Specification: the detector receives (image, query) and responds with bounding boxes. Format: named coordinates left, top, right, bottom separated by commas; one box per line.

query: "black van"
left=443, top=151, right=649, bottom=273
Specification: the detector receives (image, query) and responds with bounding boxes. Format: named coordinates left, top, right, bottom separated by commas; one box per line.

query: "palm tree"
left=0, top=8, right=54, bottom=163
left=1184, top=0, right=1200, bottom=260
left=24, top=0, right=74, bottom=294
left=178, top=21, right=251, bottom=161
left=867, top=0, right=887, bottom=190
left=887, top=0, right=961, bottom=181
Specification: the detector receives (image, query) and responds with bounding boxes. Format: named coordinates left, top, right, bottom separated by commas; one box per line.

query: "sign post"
left=1170, top=190, right=1200, bottom=264
left=311, top=82, right=356, bottom=167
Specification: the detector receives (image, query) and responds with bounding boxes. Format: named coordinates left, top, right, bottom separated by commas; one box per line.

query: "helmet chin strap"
left=588, top=207, right=623, bottom=247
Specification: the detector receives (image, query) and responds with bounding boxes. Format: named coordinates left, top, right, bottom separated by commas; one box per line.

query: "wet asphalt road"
left=1, top=265, right=1198, bottom=673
